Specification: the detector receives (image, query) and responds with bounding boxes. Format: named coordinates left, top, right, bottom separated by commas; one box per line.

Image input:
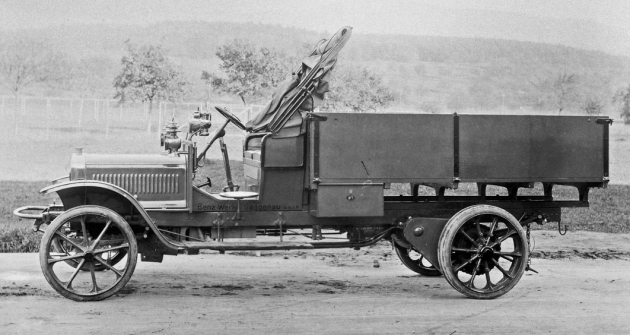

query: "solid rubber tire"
left=437, top=205, right=528, bottom=299
left=39, top=205, right=138, bottom=301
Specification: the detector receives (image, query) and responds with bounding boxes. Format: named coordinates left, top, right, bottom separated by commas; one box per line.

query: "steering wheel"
left=215, top=106, right=246, bottom=130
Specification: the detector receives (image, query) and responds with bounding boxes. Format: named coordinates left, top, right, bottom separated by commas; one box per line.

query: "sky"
left=0, top=0, right=629, bottom=36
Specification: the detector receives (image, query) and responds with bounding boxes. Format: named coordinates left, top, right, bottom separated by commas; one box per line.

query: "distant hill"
left=2, top=21, right=629, bottom=114
left=363, top=5, right=630, bottom=58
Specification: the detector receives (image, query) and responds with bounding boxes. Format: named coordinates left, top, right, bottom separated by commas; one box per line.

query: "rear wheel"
left=392, top=242, right=442, bottom=276
left=39, top=205, right=138, bottom=301
left=438, top=205, right=528, bottom=299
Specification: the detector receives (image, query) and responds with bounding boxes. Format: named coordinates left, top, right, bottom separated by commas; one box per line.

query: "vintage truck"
left=14, top=27, right=611, bottom=301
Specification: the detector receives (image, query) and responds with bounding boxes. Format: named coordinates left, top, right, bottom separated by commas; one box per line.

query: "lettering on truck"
left=196, top=204, right=301, bottom=211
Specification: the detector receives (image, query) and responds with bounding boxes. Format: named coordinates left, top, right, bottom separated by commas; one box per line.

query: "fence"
left=0, top=96, right=266, bottom=181
left=0, top=96, right=265, bottom=140
left=1, top=95, right=601, bottom=136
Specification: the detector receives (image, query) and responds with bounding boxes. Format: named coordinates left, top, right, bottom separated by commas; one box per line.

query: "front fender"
left=42, top=180, right=182, bottom=252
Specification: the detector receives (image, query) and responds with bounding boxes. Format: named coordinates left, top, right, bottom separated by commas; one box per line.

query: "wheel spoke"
left=489, top=229, right=516, bottom=248
left=499, top=254, right=515, bottom=262
left=48, top=253, right=85, bottom=264
left=94, top=255, right=123, bottom=278
left=94, top=243, right=129, bottom=255
left=62, top=258, right=85, bottom=290
left=88, top=262, right=101, bottom=293
left=451, top=247, right=477, bottom=253
left=53, top=232, right=85, bottom=251
left=467, top=272, right=477, bottom=288
left=465, top=258, right=483, bottom=288
left=497, top=228, right=516, bottom=242
left=484, top=262, right=494, bottom=289
left=487, top=217, right=498, bottom=240
left=454, top=254, right=480, bottom=272
left=80, top=215, right=89, bottom=248
left=91, top=220, right=112, bottom=251
left=459, top=230, right=479, bottom=247
left=496, top=251, right=522, bottom=257
left=475, top=217, right=482, bottom=238
left=491, top=258, right=514, bottom=279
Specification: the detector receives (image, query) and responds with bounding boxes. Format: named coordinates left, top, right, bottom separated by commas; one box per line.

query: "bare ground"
left=1, top=231, right=630, bottom=334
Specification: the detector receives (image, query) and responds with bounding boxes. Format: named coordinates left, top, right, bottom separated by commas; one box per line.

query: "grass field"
left=0, top=181, right=50, bottom=252
left=1, top=98, right=251, bottom=182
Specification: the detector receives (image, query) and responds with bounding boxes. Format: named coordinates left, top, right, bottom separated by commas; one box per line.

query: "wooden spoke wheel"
left=392, top=242, right=442, bottom=276
left=438, top=205, right=528, bottom=299
left=39, top=205, right=138, bottom=301
left=51, top=231, right=128, bottom=272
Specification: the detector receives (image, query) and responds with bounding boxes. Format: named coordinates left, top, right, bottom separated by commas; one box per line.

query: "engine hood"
left=83, top=153, right=185, bottom=165
left=70, top=153, right=188, bottom=208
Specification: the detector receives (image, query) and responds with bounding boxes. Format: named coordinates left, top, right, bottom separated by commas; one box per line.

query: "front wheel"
left=437, top=205, right=528, bottom=299
left=39, top=205, right=138, bottom=301
left=51, top=235, right=128, bottom=272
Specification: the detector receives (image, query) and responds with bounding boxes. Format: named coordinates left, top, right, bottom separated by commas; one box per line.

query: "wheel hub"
left=453, top=226, right=500, bottom=275
left=84, top=251, right=94, bottom=262
left=480, top=246, right=494, bottom=255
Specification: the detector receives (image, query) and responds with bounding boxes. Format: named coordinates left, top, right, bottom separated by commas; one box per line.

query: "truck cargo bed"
left=309, top=113, right=609, bottom=187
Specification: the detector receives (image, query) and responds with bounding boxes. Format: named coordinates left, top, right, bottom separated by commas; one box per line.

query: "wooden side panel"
left=458, top=115, right=605, bottom=182
left=315, top=113, right=454, bottom=183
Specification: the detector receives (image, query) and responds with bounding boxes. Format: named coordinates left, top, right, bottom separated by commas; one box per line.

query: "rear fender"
left=41, top=180, right=181, bottom=253
left=399, top=217, right=450, bottom=270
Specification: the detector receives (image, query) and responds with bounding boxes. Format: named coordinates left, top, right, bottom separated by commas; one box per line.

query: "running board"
left=180, top=227, right=395, bottom=251
left=182, top=241, right=316, bottom=251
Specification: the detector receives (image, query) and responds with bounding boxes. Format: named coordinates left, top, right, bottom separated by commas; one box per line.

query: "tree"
left=528, top=72, right=579, bottom=113
left=321, top=63, right=395, bottom=112
left=0, top=35, right=67, bottom=98
left=203, top=40, right=292, bottom=105
left=113, top=41, right=189, bottom=120
left=552, top=73, right=578, bottom=113
left=613, top=84, right=630, bottom=124
left=66, top=56, right=116, bottom=98
left=207, top=40, right=393, bottom=112
left=581, top=97, right=605, bottom=115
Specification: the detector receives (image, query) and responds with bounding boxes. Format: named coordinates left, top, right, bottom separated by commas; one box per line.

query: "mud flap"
left=138, top=233, right=178, bottom=263
left=402, top=217, right=449, bottom=270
